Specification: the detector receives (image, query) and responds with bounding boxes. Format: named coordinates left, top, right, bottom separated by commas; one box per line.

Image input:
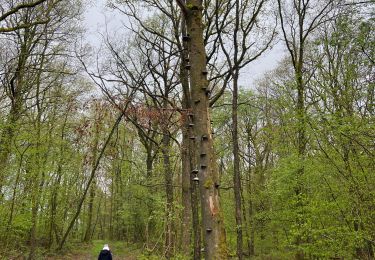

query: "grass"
left=77, top=240, right=140, bottom=259
left=91, top=240, right=131, bottom=258
left=43, top=240, right=142, bottom=259
left=4, top=240, right=180, bottom=259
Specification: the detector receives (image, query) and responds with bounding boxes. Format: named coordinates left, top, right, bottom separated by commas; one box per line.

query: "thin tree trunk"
left=241, top=184, right=250, bottom=257
left=246, top=129, right=255, bottom=256
left=84, top=121, right=100, bottom=242
left=232, top=72, right=243, bottom=259
left=28, top=34, right=49, bottom=258
left=189, top=126, right=201, bottom=260
left=295, top=49, right=306, bottom=260
left=181, top=121, right=192, bottom=255
left=145, top=145, right=154, bottom=249
left=180, top=17, right=194, bottom=256
left=28, top=93, right=43, bottom=260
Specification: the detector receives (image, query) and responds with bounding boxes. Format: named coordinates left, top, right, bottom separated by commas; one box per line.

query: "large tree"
left=175, top=0, right=228, bottom=258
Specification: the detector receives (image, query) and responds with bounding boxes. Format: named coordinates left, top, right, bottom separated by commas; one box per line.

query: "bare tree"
left=215, top=0, right=275, bottom=257
left=277, top=0, right=337, bottom=258
left=0, top=0, right=62, bottom=32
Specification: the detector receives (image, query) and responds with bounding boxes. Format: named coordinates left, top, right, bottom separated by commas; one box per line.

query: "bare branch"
left=0, top=0, right=49, bottom=21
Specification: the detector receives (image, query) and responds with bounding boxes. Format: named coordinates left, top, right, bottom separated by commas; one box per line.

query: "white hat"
left=103, top=244, right=110, bottom=250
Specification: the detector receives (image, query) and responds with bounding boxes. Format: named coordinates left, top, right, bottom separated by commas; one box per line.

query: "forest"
left=0, top=0, right=374, bottom=259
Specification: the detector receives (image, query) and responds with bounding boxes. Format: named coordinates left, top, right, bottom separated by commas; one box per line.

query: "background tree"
left=277, top=0, right=337, bottom=258
left=215, top=0, right=275, bottom=257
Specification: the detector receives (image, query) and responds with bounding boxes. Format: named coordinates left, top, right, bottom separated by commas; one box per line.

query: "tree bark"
left=180, top=16, right=194, bottom=257
left=232, top=71, right=243, bottom=259
left=181, top=99, right=193, bottom=257
left=183, top=1, right=228, bottom=258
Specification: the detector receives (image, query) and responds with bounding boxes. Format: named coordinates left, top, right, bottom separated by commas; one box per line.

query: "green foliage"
left=0, top=1, right=374, bottom=259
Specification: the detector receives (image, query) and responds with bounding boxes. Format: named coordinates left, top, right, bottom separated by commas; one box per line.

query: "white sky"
left=83, top=0, right=285, bottom=88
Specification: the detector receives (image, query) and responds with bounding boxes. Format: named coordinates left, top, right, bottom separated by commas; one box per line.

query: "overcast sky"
left=83, top=1, right=285, bottom=88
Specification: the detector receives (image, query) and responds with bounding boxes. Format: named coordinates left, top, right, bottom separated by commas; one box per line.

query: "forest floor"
left=46, top=240, right=142, bottom=260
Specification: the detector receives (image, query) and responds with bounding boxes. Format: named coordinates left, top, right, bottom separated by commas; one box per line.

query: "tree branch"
left=174, top=0, right=188, bottom=15
left=0, top=0, right=49, bottom=22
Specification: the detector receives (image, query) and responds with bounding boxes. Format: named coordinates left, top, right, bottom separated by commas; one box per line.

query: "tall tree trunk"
left=188, top=117, right=201, bottom=260
left=28, top=35, right=49, bottom=258
left=180, top=17, right=194, bottom=256
left=295, top=48, right=306, bottom=260
left=28, top=91, right=43, bottom=260
left=184, top=1, right=228, bottom=258
left=232, top=72, right=243, bottom=259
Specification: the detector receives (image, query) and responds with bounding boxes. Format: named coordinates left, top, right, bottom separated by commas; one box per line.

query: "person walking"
left=98, top=244, right=112, bottom=260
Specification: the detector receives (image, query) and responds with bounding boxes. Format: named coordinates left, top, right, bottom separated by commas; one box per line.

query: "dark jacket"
left=98, top=249, right=112, bottom=260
